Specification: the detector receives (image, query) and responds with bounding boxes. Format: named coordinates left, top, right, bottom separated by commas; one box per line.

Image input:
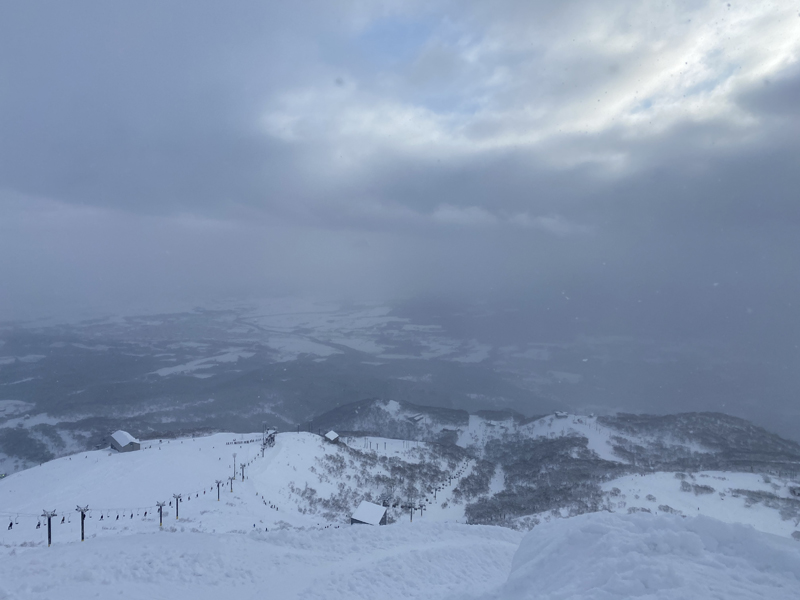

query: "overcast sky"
left=1, top=0, right=799, bottom=349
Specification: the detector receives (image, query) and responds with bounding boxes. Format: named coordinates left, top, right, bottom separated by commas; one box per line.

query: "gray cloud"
left=1, top=0, right=799, bottom=360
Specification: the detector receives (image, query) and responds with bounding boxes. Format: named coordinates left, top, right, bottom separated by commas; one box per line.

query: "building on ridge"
left=351, top=500, right=387, bottom=526
left=110, top=430, right=141, bottom=453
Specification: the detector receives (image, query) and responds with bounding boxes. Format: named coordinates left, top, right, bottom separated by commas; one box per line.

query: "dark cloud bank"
left=1, top=1, right=800, bottom=438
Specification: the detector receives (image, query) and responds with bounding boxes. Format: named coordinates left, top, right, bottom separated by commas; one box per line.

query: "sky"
left=1, top=1, right=799, bottom=353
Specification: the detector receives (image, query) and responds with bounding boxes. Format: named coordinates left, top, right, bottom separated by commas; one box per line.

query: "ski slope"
left=0, top=431, right=476, bottom=545
left=1, top=430, right=800, bottom=599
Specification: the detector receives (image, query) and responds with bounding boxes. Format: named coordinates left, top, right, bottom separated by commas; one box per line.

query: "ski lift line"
left=0, top=511, right=42, bottom=518
left=2, top=444, right=268, bottom=534
left=5, top=474, right=245, bottom=522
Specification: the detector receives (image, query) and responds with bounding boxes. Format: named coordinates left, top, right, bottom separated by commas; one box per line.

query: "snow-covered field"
left=601, top=471, right=800, bottom=537
left=1, top=430, right=799, bottom=599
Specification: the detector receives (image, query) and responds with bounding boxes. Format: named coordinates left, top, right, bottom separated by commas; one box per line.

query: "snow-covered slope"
left=1, top=429, right=800, bottom=599
left=0, top=431, right=479, bottom=544
left=313, top=399, right=800, bottom=529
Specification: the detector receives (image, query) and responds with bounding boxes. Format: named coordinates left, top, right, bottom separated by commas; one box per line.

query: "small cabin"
left=110, top=430, right=141, bottom=453
left=324, top=430, right=340, bottom=444
left=351, top=500, right=387, bottom=526
left=554, top=411, right=569, bottom=419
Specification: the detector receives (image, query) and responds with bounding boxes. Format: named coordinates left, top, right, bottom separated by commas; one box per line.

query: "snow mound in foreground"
left=487, top=512, right=800, bottom=600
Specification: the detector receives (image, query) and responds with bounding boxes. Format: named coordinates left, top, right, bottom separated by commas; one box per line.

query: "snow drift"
left=486, top=512, right=800, bottom=600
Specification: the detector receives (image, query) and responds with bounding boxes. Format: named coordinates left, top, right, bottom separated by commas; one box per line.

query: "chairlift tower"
left=75, top=505, right=89, bottom=542
left=215, top=479, right=223, bottom=501
left=172, top=494, right=182, bottom=520
left=41, top=510, right=57, bottom=547
left=156, top=501, right=166, bottom=527
left=228, top=475, right=235, bottom=493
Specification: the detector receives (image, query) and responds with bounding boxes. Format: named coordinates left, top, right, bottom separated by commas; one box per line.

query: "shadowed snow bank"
left=483, top=512, right=800, bottom=600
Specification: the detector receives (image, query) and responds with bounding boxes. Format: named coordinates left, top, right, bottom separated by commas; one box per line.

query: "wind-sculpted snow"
left=0, top=522, right=521, bottom=600
left=484, top=512, right=800, bottom=600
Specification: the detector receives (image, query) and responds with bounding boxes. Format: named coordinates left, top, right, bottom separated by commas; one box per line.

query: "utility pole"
left=156, top=501, right=166, bottom=527
left=41, top=510, right=56, bottom=547
left=240, top=463, right=246, bottom=482
left=215, top=480, right=223, bottom=501
left=228, top=475, right=235, bottom=493
left=75, top=505, right=89, bottom=542
left=173, top=494, right=182, bottom=520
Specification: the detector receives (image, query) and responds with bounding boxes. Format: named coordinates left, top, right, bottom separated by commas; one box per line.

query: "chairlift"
left=15, top=514, right=19, bottom=525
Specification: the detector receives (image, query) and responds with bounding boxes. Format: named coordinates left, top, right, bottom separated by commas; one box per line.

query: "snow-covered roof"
left=110, top=430, right=139, bottom=447
left=324, top=430, right=339, bottom=441
left=351, top=501, right=386, bottom=526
